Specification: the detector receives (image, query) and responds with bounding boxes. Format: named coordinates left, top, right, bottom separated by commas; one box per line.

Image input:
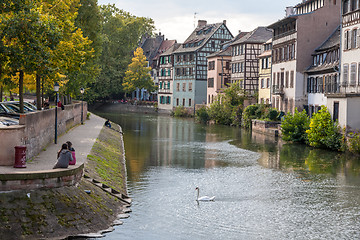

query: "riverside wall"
left=0, top=102, right=87, bottom=166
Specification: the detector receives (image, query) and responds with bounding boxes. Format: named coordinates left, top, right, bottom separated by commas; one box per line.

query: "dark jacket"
left=53, top=149, right=73, bottom=169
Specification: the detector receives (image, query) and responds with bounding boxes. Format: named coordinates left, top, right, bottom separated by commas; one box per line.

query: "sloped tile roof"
left=173, top=22, right=225, bottom=54
left=315, top=25, right=340, bottom=52
left=230, top=27, right=272, bottom=46
left=160, top=43, right=182, bottom=56
left=153, top=40, right=177, bottom=60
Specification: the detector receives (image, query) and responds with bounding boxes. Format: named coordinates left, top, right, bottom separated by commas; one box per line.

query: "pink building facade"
left=206, top=48, right=232, bottom=105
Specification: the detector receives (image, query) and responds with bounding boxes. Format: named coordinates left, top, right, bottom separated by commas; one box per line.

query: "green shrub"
left=195, top=106, right=210, bottom=124
left=306, top=106, right=342, bottom=151
left=231, top=105, right=243, bottom=126
left=281, top=108, right=310, bottom=143
left=172, top=106, right=191, bottom=118
left=242, top=105, right=260, bottom=129
left=265, top=108, right=279, bottom=121
left=348, top=132, right=360, bottom=153
left=207, top=99, right=232, bottom=125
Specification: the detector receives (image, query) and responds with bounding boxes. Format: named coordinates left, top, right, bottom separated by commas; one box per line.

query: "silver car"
left=0, top=116, right=19, bottom=126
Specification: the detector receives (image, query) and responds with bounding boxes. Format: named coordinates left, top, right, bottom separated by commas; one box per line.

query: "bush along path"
left=0, top=123, right=130, bottom=239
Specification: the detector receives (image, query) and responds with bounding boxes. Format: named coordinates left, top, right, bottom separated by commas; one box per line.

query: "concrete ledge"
left=252, top=119, right=281, bottom=137
left=0, top=164, right=84, bottom=191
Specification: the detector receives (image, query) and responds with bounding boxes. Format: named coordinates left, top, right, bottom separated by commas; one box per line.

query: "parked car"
left=0, top=102, right=21, bottom=119
left=7, top=101, right=37, bottom=111
left=0, top=116, right=19, bottom=126
left=4, top=101, right=37, bottom=112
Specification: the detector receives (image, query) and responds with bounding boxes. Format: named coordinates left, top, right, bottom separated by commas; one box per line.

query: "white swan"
left=195, top=187, right=215, bottom=201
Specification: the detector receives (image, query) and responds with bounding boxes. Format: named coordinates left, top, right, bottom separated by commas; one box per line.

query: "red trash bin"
left=14, top=146, right=27, bottom=168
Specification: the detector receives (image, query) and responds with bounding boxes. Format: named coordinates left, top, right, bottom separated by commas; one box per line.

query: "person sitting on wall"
left=58, top=100, right=65, bottom=110
left=67, top=141, right=76, bottom=165
left=53, top=143, right=73, bottom=169
left=105, top=119, right=111, bottom=128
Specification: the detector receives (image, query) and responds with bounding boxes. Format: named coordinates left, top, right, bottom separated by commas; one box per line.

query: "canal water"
left=94, top=107, right=360, bottom=240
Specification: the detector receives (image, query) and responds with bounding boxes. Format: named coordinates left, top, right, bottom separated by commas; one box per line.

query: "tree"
left=0, top=0, right=61, bottom=112
left=123, top=47, right=155, bottom=96
left=88, top=5, right=154, bottom=101
left=306, top=106, right=342, bottom=151
left=281, top=108, right=310, bottom=143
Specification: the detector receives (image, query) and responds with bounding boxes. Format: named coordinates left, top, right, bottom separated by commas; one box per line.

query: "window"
left=208, top=61, right=215, bottom=70
left=182, top=98, right=185, bottom=106
left=182, top=83, right=186, bottom=91
left=345, top=31, right=350, bottom=50
left=266, top=78, right=270, bottom=88
left=176, top=98, right=179, bottom=106
left=211, top=41, right=215, bottom=48
left=358, top=63, right=360, bottom=85
left=350, top=63, right=357, bottom=85
left=176, top=83, right=180, bottom=91
left=189, top=99, right=192, bottom=107
left=352, top=29, right=357, bottom=49
left=159, top=82, right=163, bottom=89
left=167, top=81, right=170, bottom=90
left=290, top=71, right=294, bottom=88
left=189, top=82, right=193, bottom=91
left=226, top=61, right=230, bottom=70
left=208, top=78, right=214, bottom=88
left=261, top=79, right=265, bottom=88
left=343, top=64, right=349, bottom=85
left=285, top=71, right=289, bottom=88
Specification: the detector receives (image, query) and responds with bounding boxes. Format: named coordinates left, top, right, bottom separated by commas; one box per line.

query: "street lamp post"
left=54, top=82, right=60, bottom=144
left=80, top=87, right=84, bottom=124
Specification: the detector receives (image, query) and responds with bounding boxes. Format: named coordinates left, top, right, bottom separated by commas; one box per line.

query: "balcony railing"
left=272, top=85, right=284, bottom=95
left=273, top=29, right=296, bottom=41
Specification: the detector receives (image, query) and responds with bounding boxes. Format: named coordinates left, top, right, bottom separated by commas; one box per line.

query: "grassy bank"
left=0, top=124, right=127, bottom=239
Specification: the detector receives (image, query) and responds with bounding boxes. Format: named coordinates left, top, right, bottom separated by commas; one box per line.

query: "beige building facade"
left=268, top=0, right=341, bottom=114
left=258, top=39, right=272, bottom=104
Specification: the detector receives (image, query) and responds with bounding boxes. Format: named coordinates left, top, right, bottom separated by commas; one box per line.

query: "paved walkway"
left=0, top=113, right=105, bottom=174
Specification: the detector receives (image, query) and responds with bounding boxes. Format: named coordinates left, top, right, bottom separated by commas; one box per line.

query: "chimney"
left=285, top=7, right=294, bottom=17
left=197, top=20, right=207, bottom=28
left=223, top=20, right=227, bottom=25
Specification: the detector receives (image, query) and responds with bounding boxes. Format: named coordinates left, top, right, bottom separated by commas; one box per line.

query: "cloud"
left=98, top=0, right=301, bottom=41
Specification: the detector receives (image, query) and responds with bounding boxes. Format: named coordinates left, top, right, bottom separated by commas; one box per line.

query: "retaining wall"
left=0, top=164, right=84, bottom=191
left=0, top=102, right=87, bottom=166
left=252, top=120, right=281, bottom=137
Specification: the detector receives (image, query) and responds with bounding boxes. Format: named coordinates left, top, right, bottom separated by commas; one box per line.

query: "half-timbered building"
left=268, top=0, right=340, bottom=114
left=172, top=20, right=233, bottom=110
left=157, top=43, right=181, bottom=113
left=230, top=27, right=273, bottom=96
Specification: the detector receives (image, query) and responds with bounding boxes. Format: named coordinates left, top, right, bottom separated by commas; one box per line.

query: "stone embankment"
left=0, top=113, right=129, bottom=239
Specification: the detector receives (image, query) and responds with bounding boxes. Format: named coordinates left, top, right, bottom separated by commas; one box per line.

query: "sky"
left=98, top=0, right=301, bottom=42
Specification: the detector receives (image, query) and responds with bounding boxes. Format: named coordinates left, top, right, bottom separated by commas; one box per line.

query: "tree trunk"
left=36, top=74, right=41, bottom=110
left=0, top=67, right=3, bottom=101
left=19, top=70, right=24, bottom=113
left=41, top=78, right=44, bottom=108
